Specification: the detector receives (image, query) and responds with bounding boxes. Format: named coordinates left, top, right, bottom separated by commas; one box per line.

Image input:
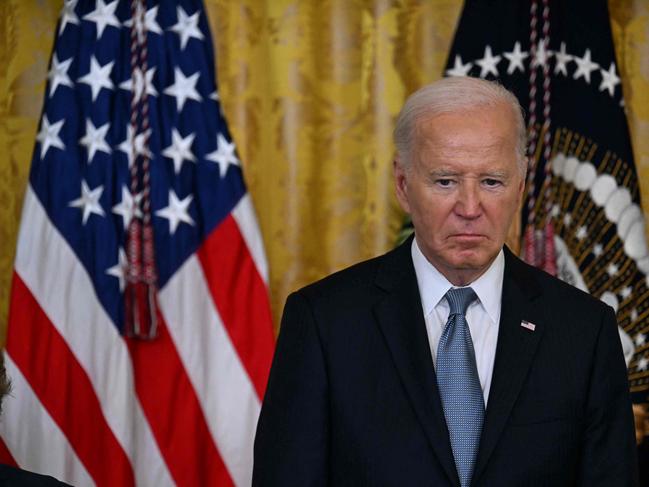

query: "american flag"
left=0, top=0, right=275, bottom=485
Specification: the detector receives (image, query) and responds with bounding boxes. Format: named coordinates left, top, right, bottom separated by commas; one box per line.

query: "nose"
left=454, top=180, right=482, bottom=219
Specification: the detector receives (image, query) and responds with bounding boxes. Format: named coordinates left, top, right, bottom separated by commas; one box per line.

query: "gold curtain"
left=1, top=0, right=649, bottom=339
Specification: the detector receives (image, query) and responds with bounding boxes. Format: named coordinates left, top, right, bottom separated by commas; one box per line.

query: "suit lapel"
left=471, top=249, right=545, bottom=485
left=373, top=239, right=460, bottom=487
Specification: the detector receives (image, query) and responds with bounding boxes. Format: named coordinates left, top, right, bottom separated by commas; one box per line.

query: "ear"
left=394, top=158, right=411, bottom=214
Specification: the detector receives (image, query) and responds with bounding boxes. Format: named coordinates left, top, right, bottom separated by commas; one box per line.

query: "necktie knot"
left=445, top=287, right=477, bottom=316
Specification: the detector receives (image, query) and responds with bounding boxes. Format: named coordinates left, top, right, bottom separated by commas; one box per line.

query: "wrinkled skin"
left=394, top=102, right=525, bottom=286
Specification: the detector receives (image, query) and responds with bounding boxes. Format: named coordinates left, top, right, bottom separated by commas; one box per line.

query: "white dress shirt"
left=411, top=238, right=504, bottom=405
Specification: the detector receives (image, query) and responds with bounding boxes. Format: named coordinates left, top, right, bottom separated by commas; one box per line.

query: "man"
left=0, top=353, right=71, bottom=486
left=253, top=77, right=637, bottom=486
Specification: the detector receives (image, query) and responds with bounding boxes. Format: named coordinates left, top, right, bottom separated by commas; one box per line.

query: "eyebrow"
left=480, top=171, right=509, bottom=179
left=429, top=170, right=459, bottom=177
left=428, top=170, right=510, bottom=178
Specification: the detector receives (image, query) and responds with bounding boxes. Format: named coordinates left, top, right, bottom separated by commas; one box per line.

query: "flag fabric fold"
left=0, top=0, right=275, bottom=485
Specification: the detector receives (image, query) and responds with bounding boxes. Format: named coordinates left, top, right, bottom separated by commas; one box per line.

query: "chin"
left=447, top=249, right=493, bottom=270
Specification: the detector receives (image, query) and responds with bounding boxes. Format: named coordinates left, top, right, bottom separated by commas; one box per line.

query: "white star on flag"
left=82, top=0, right=120, bottom=40
left=119, top=67, right=158, bottom=102
left=36, top=115, right=66, bottom=159
left=169, top=6, right=204, bottom=50
left=47, top=54, right=74, bottom=97
left=563, top=213, right=572, bottom=226
left=78, top=56, right=114, bottom=101
left=80, top=119, right=111, bottom=163
left=607, top=262, right=619, bottom=277
left=636, top=333, right=646, bottom=347
left=123, top=4, right=162, bottom=39
left=106, top=247, right=128, bottom=292
left=112, top=186, right=143, bottom=230
left=599, top=62, right=620, bottom=97
left=164, top=67, right=202, bottom=112
left=210, top=90, right=220, bottom=101
left=156, top=190, right=195, bottom=234
left=503, top=42, right=528, bottom=74
left=573, top=49, right=599, bottom=84
left=620, top=286, right=633, bottom=299
left=475, top=45, right=501, bottom=78
left=531, top=38, right=551, bottom=68
left=551, top=204, right=560, bottom=218
left=163, top=129, right=196, bottom=174
left=59, top=0, right=80, bottom=35
left=206, top=133, right=240, bottom=177
left=593, top=243, right=603, bottom=257
left=69, top=180, right=105, bottom=224
left=576, top=226, right=587, bottom=241
left=638, top=357, right=649, bottom=371
left=117, top=125, right=151, bottom=168
left=554, top=42, right=572, bottom=76
left=446, top=55, right=472, bottom=77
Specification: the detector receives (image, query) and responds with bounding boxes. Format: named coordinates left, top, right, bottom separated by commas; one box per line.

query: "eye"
left=483, top=178, right=503, bottom=187
left=435, top=178, right=455, bottom=187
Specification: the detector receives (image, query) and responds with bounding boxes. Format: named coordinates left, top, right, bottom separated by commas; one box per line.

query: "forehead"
left=413, top=103, right=518, bottom=160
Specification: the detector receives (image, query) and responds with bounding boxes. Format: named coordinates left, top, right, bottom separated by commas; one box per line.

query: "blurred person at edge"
left=0, top=353, right=71, bottom=486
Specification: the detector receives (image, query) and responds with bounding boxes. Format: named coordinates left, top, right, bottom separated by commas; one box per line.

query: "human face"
left=394, top=103, right=524, bottom=286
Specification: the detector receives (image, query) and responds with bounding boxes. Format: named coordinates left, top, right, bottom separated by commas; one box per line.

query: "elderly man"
left=253, top=77, right=637, bottom=486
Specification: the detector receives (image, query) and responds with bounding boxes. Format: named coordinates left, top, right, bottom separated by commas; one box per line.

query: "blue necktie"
left=436, top=287, right=484, bottom=487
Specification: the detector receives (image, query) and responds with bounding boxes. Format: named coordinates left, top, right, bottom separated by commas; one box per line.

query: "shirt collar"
left=411, top=237, right=504, bottom=325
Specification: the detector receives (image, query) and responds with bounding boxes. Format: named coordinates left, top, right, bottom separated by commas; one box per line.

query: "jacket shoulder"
left=507, top=249, right=614, bottom=316
left=292, top=239, right=411, bottom=305
left=297, top=252, right=386, bottom=302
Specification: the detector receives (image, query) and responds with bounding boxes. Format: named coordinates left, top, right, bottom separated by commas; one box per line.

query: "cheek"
left=411, top=198, right=445, bottom=221
left=485, top=196, right=520, bottom=227
left=412, top=206, right=453, bottom=242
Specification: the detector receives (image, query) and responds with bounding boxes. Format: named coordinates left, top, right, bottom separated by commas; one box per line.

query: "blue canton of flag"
left=36, top=0, right=243, bottom=327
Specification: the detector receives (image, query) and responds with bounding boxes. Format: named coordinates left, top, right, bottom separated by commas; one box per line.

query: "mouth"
left=448, top=233, right=486, bottom=243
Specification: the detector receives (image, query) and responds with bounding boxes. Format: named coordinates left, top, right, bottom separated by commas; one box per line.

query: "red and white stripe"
left=0, top=185, right=275, bottom=486
left=1, top=352, right=93, bottom=486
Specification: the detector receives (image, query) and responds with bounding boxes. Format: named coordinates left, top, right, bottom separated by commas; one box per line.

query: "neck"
left=442, top=268, right=487, bottom=287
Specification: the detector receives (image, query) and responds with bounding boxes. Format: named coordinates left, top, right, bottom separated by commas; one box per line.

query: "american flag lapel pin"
left=520, top=320, right=536, bottom=331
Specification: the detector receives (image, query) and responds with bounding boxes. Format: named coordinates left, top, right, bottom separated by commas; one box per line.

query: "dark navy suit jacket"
left=0, top=464, right=71, bottom=487
left=253, top=238, right=637, bottom=486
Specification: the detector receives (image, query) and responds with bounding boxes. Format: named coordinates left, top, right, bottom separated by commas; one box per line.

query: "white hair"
left=393, top=76, right=527, bottom=175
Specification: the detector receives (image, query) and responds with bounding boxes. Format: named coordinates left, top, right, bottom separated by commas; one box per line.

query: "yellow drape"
left=1, top=0, right=649, bottom=338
